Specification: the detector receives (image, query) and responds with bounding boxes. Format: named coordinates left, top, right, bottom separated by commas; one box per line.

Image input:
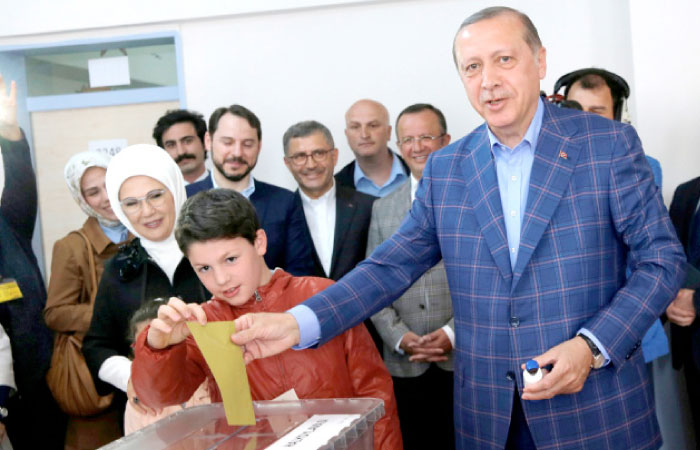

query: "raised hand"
left=0, top=74, right=20, bottom=141
left=146, top=297, right=207, bottom=349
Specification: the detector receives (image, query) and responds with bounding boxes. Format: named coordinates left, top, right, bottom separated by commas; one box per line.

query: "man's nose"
left=481, top=64, right=500, bottom=89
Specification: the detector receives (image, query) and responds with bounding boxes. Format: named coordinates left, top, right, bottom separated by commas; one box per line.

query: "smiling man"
left=368, top=104, right=453, bottom=449
left=186, top=105, right=314, bottom=276
left=231, top=7, right=685, bottom=449
left=152, top=109, right=209, bottom=185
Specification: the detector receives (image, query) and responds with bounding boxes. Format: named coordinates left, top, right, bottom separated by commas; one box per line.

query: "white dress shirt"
left=299, top=183, right=336, bottom=277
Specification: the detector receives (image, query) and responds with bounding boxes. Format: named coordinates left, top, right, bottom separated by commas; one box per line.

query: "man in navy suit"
left=281, top=120, right=383, bottom=353
left=231, top=7, right=685, bottom=449
left=186, top=105, right=314, bottom=276
left=282, top=120, right=375, bottom=281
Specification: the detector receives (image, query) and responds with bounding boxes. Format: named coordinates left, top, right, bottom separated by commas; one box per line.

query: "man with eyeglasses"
left=283, top=120, right=376, bottom=281
left=367, top=103, right=453, bottom=449
left=187, top=105, right=314, bottom=276
left=335, top=99, right=410, bottom=198
left=283, top=121, right=384, bottom=353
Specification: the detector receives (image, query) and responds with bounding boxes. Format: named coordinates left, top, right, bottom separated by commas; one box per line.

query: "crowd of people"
left=0, top=5, right=698, bottom=450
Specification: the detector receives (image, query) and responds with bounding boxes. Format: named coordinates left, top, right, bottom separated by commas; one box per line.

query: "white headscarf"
left=106, top=144, right=187, bottom=283
left=64, top=151, right=122, bottom=227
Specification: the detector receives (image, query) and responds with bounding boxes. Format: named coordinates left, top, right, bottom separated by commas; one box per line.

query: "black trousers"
left=392, top=364, right=455, bottom=450
left=505, top=388, right=536, bottom=450
left=5, top=382, right=67, bottom=450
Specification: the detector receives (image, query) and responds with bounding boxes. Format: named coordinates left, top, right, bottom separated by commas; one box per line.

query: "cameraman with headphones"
left=554, top=68, right=669, bottom=365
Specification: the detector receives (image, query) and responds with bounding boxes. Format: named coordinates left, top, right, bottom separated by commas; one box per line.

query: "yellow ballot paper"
left=186, top=321, right=256, bottom=426
left=0, top=278, right=22, bottom=303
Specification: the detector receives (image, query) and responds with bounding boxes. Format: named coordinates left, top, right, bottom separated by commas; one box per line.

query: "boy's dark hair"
left=176, top=188, right=261, bottom=254
left=128, top=297, right=167, bottom=343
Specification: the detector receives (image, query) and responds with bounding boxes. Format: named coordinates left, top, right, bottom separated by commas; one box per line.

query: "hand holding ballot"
left=147, top=297, right=208, bottom=349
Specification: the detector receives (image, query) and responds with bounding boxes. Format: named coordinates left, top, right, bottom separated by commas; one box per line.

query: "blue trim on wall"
left=173, top=33, right=187, bottom=109
left=26, top=86, right=180, bottom=111
left=1, top=30, right=185, bottom=111
left=0, top=31, right=180, bottom=53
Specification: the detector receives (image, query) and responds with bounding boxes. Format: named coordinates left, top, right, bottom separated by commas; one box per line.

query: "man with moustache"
left=153, top=109, right=209, bottom=185
left=367, top=103, right=453, bottom=449
left=335, top=99, right=409, bottom=198
left=187, top=105, right=314, bottom=276
left=230, top=7, right=685, bottom=449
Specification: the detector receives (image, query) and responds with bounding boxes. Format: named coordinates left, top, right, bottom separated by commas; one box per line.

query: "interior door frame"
left=0, top=31, right=186, bottom=278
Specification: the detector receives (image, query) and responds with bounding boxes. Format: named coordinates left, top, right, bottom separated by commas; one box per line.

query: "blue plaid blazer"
left=304, top=102, right=686, bottom=449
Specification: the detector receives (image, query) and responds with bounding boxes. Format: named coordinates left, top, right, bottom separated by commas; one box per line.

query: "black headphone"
left=553, top=68, right=630, bottom=121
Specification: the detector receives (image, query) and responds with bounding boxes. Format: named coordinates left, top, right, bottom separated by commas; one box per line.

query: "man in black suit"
left=186, top=105, right=314, bottom=276
left=668, top=178, right=700, bottom=438
left=283, top=120, right=375, bottom=280
left=283, top=120, right=382, bottom=351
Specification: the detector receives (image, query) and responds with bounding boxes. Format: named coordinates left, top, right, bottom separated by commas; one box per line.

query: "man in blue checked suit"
left=231, top=7, right=686, bottom=449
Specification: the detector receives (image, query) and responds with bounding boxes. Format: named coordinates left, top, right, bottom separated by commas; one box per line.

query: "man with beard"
left=153, top=109, right=209, bottom=185
left=186, top=105, right=314, bottom=276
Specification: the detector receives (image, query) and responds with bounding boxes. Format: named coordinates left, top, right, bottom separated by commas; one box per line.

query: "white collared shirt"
left=299, top=183, right=336, bottom=276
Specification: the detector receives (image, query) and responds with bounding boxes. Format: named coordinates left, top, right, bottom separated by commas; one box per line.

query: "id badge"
left=0, top=278, right=22, bottom=303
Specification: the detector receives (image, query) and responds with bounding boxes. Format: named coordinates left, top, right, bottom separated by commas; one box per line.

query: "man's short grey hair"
left=452, top=6, right=542, bottom=67
left=282, top=120, right=335, bottom=155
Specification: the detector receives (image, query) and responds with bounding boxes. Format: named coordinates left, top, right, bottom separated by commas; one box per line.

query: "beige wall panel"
left=30, top=100, right=179, bottom=276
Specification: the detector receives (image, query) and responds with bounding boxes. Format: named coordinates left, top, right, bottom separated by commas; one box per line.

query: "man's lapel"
left=331, top=188, right=357, bottom=276
left=511, top=108, right=581, bottom=292
left=462, top=128, right=513, bottom=283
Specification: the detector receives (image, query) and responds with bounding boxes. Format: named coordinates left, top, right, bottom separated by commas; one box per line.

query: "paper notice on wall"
left=88, top=139, right=128, bottom=157
left=266, top=414, right=361, bottom=449
left=88, top=56, right=130, bottom=88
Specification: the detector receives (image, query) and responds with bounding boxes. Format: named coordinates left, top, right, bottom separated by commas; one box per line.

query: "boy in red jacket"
left=131, top=188, right=401, bottom=450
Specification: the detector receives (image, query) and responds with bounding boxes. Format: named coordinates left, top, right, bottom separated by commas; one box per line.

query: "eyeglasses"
left=398, top=134, right=445, bottom=148
left=286, top=149, right=333, bottom=166
left=120, top=189, right=167, bottom=215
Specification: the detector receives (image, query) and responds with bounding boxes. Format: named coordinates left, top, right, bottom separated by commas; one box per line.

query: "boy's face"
left=187, top=231, right=268, bottom=306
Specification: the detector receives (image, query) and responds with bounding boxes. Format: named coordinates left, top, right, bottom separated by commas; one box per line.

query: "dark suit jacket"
left=294, top=186, right=375, bottom=281
left=186, top=176, right=315, bottom=276
left=303, top=103, right=686, bottom=448
left=668, top=176, right=700, bottom=371
left=334, top=148, right=410, bottom=194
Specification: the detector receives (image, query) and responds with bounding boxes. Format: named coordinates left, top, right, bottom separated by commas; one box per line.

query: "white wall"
left=178, top=0, right=634, bottom=191
left=630, top=0, right=700, bottom=201
left=0, top=0, right=637, bottom=193
left=2, top=0, right=694, bottom=201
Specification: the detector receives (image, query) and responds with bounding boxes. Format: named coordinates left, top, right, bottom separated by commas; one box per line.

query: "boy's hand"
left=232, top=313, right=300, bottom=364
left=147, top=297, right=207, bottom=349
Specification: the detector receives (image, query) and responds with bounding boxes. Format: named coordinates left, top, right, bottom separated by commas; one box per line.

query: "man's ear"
left=204, top=131, right=212, bottom=150
left=254, top=228, right=267, bottom=257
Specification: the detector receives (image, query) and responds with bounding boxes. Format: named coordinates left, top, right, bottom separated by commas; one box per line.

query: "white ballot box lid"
left=100, top=398, right=385, bottom=450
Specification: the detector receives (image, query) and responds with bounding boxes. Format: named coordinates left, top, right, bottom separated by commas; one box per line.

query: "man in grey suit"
left=368, top=104, right=453, bottom=449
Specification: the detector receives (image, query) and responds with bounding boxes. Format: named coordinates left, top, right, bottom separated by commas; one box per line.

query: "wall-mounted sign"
left=88, top=138, right=128, bottom=156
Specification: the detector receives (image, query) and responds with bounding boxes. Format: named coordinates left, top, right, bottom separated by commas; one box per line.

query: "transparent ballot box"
left=100, top=398, right=385, bottom=450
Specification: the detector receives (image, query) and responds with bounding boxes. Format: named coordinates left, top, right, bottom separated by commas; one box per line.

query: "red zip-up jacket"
left=132, top=269, right=402, bottom=449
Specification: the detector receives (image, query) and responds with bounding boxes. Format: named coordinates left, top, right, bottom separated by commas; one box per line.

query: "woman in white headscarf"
left=44, top=151, right=130, bottom=449
left=82, top=144, right=208, bottom=420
